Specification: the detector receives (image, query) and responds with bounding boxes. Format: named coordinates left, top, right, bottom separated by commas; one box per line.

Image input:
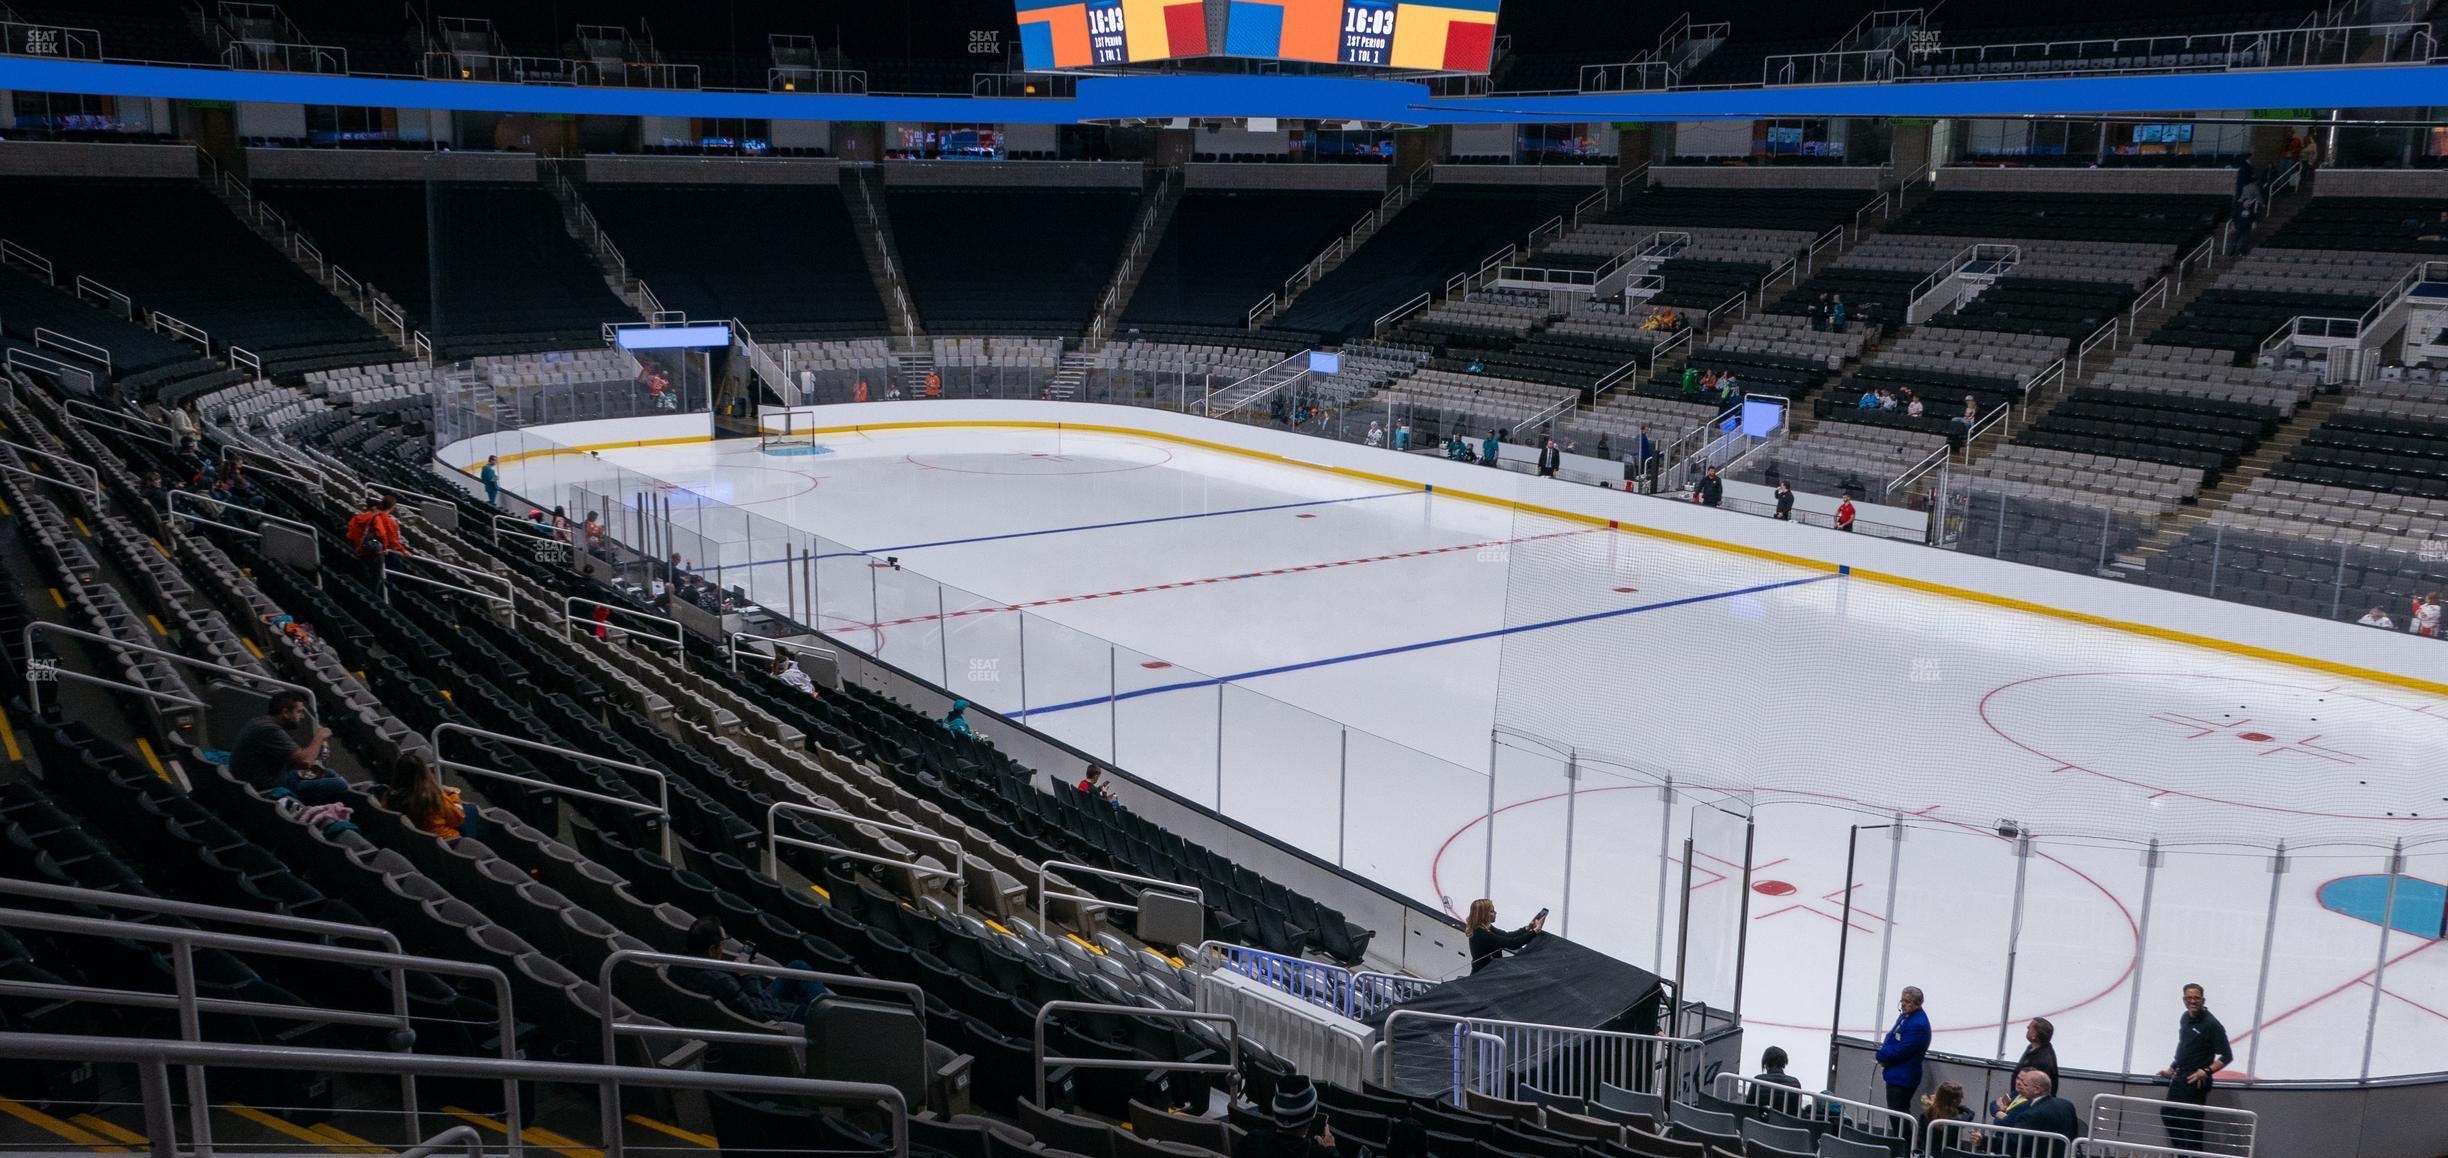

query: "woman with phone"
left=1463, top=899, right=1546, bottom=974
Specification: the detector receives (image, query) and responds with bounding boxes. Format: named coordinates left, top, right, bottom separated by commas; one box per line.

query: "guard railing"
left=432, top=722, right=673, bottom=860
left=767, top=800, right=967, bottom=910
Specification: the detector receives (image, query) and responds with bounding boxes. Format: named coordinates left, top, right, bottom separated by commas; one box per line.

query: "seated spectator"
left=1236, top=1073, right=1344, bottom=1158
left=227, top=690, right=351, bottom=804
left=1748, top=1046, right=1803, bottom=1114
left=1918, top=1080, right=1972, bottom=1132
left=1682, top=366, right=1702, bottom=396
left=1993, top=1069, right=2080, bottom=1141
left=943, top=698, right=977, bottom=738
left=1858, top=389, right=1880, bottom=410
left=1955, top=397, right=1979, bottom=429
left=384, top=752, right=470, bottom=841
left=1076, top=764, right=1118, bottom=805
left=1907, top=396, right=1926, bottom=419
left=2414, top=593, right=2442, bottom=637
left=673, top=917, right=827, bottom=1024
left=771, top=653, right=818, bottom=696
left=141, top=471, right=171, bottom=516
left=2359, top=606, right=2396, bottom=629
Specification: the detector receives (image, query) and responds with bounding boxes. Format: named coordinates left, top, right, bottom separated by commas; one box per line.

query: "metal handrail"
left=0, top=435, right=103, bottom=504
left=2086, top=1092, right=2254, bottom=1156
left=0, top=238, right=53, bottom=283
left=431, top=722, right=673, bottom=860
left=566, top=594, right=683, bottom=650
left=0, top=1029, right=907, bottom=1158
left=1928, top=1117, right=2072, bottom=1157
left=23, top=618, right=311, bottom=719
left=594, top=946, right=925, bottom=1152
left=71, top=274, right=130, bottom=320
left=2075, top=320, right=2119, bottom=376
left=729, top=631, right=839, bottom=674
left=765, top=801, right=966, bottom=910
left=1031, top=1002, right=1239, bottom=1107
left=166, top=487, right=321, bottom=561
left=1035, top=858, right=1202, bottom=936
left=151, top=309, right=210, bottom=349
left=2129, top=275, right=2170, bottom=325
left=1711, top=1073, right=1919, bottom=1153
left=0, top=876, right=400, bottom=954
left=0, top=903, right=519, bottom=1156
left=392, top=553, right=516, bottom=622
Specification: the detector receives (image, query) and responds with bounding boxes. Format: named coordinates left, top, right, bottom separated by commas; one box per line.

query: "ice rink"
left=493, top=420, right=2448, bottom=1083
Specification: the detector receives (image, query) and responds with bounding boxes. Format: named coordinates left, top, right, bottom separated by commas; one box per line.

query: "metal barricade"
left=1032, top=1002, right=1239, bottom=1106
left=2087, top=1092, right=2255, bottom=1157
left=1195, top=940, right=1352, bottom=1017
left=1928, top=1117, right=2074, bottom=1158
left=1713, top=1073, right=1920, bottom=1154
left=432, top=722, right=673, bottom=861
left=767, top=801, right=967, bottom=910
left=1377, top=1010, right=1702, bottom=1106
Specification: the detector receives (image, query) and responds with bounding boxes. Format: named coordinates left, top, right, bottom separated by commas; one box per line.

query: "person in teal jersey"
left=943, top=699, right=976, bottom=738
left=479, top=455, right=500, bottom=507
left=1481, top=430, right=1500, bottom=466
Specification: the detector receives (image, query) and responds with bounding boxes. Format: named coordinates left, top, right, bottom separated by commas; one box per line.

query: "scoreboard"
left=1015, top=0, right=1499, bottom=72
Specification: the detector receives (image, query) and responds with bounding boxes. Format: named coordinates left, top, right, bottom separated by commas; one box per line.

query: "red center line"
left=850, top=528, right=1607, bottom=631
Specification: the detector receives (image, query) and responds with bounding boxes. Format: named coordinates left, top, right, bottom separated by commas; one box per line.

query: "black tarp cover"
left=1364, top=936, right=1667, bottom=1100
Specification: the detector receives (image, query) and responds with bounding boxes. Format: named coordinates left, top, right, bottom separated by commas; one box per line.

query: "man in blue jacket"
left=1875, top=986, right=1931, bottom=1113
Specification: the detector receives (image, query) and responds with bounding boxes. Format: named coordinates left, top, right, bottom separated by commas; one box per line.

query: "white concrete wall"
left=436, top=401, right=2443, bottom=694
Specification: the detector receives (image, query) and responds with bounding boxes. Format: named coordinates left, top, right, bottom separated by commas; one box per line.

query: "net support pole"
left=1829, top=823, right=1861, bottom=1090
left=1872, top=818, right=1904, bottom=1029
left=937, top=588, right=949, bottom=686
left=1018, top=614, right=1030, bottom=715
left=2119, top=840, right=2162, bottom=1076
left=1675, top=834, right=1696, bottom=1043
left=2358, top=841, right=2403, bottom=1080
left=1559, top=751, right=1579, bottom=939
left=2245, top=840, right=2288, bottom=1076
left=1654, top=777, right=1674, bottom=973
left=1991, top=832, right=2034, bottom=1066
left=1482, top=730, right=1498, bottom=902
left=1731, top=815, right=1755, bottom=1020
